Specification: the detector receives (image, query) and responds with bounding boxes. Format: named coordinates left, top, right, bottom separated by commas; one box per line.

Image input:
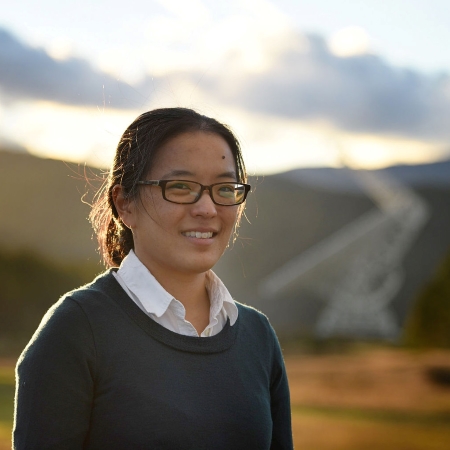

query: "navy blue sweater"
left=14, top=270, right=293, bottom=449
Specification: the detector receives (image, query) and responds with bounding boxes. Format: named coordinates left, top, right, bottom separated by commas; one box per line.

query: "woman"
left=14, top=108, right=293, bottom=449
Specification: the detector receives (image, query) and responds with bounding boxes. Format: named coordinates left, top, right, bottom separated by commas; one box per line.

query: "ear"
left=112, top=185, right=137, bottom=229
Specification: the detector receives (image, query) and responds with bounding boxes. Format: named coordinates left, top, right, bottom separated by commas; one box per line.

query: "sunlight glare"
left=0, top=102, right=136, bottom=167
left=46, top=37, right=75, bottom=61
left=338, top=133, right=446, bottom=169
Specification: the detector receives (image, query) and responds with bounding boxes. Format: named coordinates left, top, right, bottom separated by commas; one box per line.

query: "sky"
left=1, top=0, right=450, bottom=174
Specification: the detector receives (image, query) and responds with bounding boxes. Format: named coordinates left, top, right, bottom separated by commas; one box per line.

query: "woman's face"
left=118, top=131, right=240, bottom=279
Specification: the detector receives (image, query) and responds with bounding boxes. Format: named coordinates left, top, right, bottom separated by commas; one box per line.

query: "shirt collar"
left=117, top=250, right=238, bottom=324
left=117, top=250, right=173, bottom=317
left=205, top=270, right=238, bottom=326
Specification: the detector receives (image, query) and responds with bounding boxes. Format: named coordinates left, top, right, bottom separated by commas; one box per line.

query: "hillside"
left=0, top=150, right=101, bottom=264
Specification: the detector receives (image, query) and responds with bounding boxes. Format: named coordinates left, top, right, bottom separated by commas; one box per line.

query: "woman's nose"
left=191, top=189, right=218, bottom=217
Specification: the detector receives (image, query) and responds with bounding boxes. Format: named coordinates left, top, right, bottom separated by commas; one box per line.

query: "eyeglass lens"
left=164, top=181, right=246, bottom=205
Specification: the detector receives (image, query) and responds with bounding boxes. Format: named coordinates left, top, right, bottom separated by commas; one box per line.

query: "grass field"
left=286, top=346, right=450, bottom=449
left=1, top=347, right=450, bottom=449
left=0, top=361, right=14, bottom=450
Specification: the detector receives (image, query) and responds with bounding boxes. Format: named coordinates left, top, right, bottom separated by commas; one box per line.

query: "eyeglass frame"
left=136, top=179, right=251, bottom=206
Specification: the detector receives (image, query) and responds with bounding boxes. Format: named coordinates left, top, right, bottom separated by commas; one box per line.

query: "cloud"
left=2, top=23, right=450, bottom=145
left=0, top=28, right=149, bottom=109
left=189, top=33, right=450, bottom=142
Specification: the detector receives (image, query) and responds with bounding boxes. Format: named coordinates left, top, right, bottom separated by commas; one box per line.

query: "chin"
left=181, top=255, right=220, bottom=274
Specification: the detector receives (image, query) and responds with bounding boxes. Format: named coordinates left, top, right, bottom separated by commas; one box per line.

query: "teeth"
left=183, top=231, right=213, bottom=239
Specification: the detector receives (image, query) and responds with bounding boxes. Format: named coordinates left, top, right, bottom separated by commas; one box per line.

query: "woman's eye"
left=168, top=182, right=191, bottom=190
left=221, top=183, right=238, bottom=191
left=218, top=185, right=236, bottom=197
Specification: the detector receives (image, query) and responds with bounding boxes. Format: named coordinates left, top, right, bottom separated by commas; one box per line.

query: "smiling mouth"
left=182, top=231, right=214, bottom=239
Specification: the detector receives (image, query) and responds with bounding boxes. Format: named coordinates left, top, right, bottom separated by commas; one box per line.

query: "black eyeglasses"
left=136, top=180, right=251, bottom=206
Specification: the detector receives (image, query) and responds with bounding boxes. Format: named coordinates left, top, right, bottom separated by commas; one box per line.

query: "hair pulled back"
left=90, top=107, right=247, bottom=267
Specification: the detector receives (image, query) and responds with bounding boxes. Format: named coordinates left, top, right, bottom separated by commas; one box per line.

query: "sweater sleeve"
left=13, top=297, right=96, bottom=450
left=270, top=328, right=294, bottom=450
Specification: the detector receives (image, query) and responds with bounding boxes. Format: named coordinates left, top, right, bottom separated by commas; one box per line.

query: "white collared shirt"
left=113, top=250, right=238, bottom=337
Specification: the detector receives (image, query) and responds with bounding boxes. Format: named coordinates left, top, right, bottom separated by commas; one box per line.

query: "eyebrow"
left=161, top=170, right=238, bottom=180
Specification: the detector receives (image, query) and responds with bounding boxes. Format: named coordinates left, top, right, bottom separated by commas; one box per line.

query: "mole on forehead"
left=222, top=155, right=225, bottom=159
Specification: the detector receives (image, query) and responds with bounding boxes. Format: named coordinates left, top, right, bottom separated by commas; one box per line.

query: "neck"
left=158, top=271, right=209, bottom=307
left=141, top=262, right=211, bottom=335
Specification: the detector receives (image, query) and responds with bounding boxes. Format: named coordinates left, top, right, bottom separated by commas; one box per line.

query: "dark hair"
left=90, top=107, right=247, bottom=267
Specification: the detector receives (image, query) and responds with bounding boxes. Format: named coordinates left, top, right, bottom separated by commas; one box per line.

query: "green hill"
left=0, top=149, right=102, bottom=264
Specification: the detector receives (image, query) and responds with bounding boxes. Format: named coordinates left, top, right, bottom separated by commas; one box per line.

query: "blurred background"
left=1, top=1, right=450, bottom=448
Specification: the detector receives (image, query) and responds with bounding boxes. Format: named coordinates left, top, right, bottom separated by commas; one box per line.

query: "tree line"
left=404, top=245, right=450, bottom=348
left=0, top=247, right=100, bottom=355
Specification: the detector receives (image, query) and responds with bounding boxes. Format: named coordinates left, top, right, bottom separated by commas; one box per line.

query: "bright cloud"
left=118, top=0, right=296, bottom=77
left=46, top=37, right=75, bottom=61
left=328, top=26, right=371, bottom=57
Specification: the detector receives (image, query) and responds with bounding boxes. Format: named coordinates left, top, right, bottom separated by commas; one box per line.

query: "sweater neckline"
left=92, top=270, right=240, bottom=354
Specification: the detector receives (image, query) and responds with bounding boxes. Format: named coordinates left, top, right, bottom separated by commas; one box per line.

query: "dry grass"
left=1, top=348, right=450, bottom=449
left=0, top=359, right=14, bottom=450
left=286, top=347, right=450, bottom=412
left=0, top=423, right=12, bottom=450
left=292, top=412, right=450, bottom=450
left=286, top=346, right=450, bottom=449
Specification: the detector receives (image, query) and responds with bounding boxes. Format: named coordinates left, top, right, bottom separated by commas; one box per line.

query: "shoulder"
left=17, top=297, right=97, bottom=381
left=52, top=269, right=125, bottom=319
left=235, top=301, right=270, bottom=324
left=18, top=271, right=117, bottom=363
left=233, top=302, right=286, bottom=376
left=64, top=269, right=118, bottom=303
left=30, top=270, right=117, bottom=329
left=20, top=296, right=93, bottom=358
left=234, top=301, right=278, bottom=341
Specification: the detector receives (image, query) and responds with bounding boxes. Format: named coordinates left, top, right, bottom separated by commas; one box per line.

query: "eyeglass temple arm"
left=136, top=180, right=160, bottom=186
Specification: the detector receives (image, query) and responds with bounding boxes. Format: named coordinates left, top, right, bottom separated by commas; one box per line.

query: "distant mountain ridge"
left=281, top=159, right=450, bottom=193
